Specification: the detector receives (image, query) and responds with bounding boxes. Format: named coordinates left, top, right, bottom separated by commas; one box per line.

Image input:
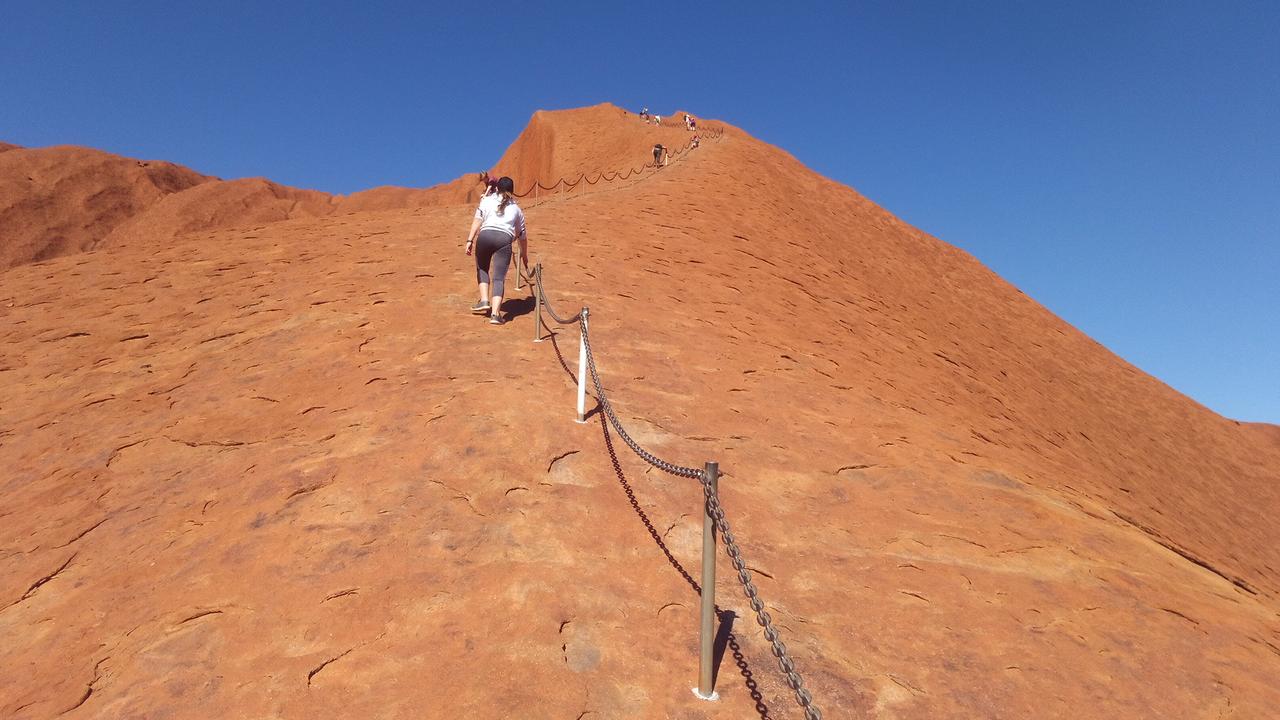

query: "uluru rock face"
left=0, top=143, right=482, bottom=270
left=332, top=174, right=483, bottom=214
left=1, top=105, right=1277, bottom=719
left=0, top=146, right=212, bottom=269
left=99, top=177, right=339, bottom=249
left=492, top=102, right=695, bottom=195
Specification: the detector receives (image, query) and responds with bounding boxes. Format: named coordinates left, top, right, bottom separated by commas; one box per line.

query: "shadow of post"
left=597, top=413, right=773, bottom=720
left=544, top=324, right=604, bottom=422
left=546, top=324, right=575, bottom=381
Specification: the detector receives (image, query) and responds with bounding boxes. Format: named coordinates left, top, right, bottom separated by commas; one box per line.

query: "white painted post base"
left=691, top=688, right=720, bottom=702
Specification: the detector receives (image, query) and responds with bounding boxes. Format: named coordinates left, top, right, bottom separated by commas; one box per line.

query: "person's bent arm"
left=518, top=232, right=529, bottom=268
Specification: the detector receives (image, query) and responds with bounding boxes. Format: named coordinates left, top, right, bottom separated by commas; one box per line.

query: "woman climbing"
left=464, top=176, right=528, bottom=325
left=653, top=143, right=668, bottom=168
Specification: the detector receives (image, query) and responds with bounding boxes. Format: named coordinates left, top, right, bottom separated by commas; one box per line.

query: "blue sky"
left=2, top=2, right=1276, bottom=422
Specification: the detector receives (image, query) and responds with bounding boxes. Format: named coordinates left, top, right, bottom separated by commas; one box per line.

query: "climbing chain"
left=511, top=125, right=723, bottom=199
left=533, top=268, right=582, bottom=326
left=700, top=473, right=822, bottom=720
left=579, top=312, right=822, bottom=719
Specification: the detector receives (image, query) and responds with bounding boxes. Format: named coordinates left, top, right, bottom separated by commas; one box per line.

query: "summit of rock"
left=1, top=106, right=1277, bottom=719
left=491, top=103, right=699, bottom=190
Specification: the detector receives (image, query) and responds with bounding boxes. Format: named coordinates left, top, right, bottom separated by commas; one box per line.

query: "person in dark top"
left=653, top=144, right=667, bottom=167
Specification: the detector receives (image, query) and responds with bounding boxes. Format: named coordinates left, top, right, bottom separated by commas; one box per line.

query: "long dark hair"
left=496, top=176, right=515, bottom=215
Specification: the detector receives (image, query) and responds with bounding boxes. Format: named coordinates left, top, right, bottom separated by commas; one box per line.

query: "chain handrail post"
left=575, top=307, right=589, bottom=424
left=532, top=263, right=544, bottom=343
left=694, top=461, right=720, bottom=701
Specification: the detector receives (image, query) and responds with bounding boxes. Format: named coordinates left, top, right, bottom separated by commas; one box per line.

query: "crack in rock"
left=177, top=609, right=224, bottom=626
left=1111, top=510, right=1260, bottom=596
left=60, top=656, right=107, bottom=715
left=307, top=647, right=354, bottom=686
left=53, top=518, right=109, bottom=549
left=836, top=464, right=876, bottom=474
left=306, top=631, right=387, bottom=687
left=547, top=449, right=580, bottom=472
left=287, top=474, right=336, bottom=501
left=5, top=553, right=77, bottom=611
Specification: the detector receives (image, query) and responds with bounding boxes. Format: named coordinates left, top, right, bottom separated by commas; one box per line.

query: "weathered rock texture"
left=0, top=147, right=482, bottom=271
left=1, top=104, right=1277, bottom=719
left=0, top=146, right=212, bottom=268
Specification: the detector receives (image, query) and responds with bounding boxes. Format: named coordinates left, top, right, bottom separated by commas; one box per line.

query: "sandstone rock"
left=0, top=106, right=1276, bottom=719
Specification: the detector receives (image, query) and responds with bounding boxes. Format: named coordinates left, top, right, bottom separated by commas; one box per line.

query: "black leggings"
left=475, top=229, right=513, bottom=298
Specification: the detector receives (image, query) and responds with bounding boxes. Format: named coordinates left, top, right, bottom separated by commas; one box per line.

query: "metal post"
left=575, top=307, right=589, bottom=423
left=695, top=461, right=720, bottom=701
left=532, top=263, right=544, bottom=343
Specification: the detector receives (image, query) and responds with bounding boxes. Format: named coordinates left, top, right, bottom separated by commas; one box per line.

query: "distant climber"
left=640, top=107, right=650, bottom=121
left=652, top=114, right=662, bottom=126
left=690, top=135, right=700, bottom=149
left=478, top=171, right=499, bottom=197
left=687, top=115, right=697, bottom=131
left=464, top=176, right=528, bottom=325
left=653, top=144, right=669, bottom=168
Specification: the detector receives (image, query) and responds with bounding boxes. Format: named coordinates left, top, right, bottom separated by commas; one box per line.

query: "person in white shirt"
left=464, top=176, right=528, bottom=324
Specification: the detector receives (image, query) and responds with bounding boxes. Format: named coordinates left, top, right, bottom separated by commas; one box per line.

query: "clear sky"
left=3, top=2, right=1276, bottom=423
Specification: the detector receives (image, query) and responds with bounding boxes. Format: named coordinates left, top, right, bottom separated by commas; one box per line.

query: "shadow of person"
left=501, top=295, right=535, bottom=320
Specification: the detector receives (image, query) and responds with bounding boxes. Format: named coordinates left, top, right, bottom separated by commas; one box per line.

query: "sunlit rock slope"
left=1, top=104, right=1277, bottom=719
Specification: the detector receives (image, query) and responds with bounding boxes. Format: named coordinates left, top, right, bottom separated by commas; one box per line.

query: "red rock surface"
left=492, top=103, right=695, bottom=195
left=1, top=105, right=1277, bottom=719
left=333, top=174, right=482, bottom=215
left=0, top=145, right=484, bottom=269
left=99, top=177, right=338, bottom=250
left=0, top=146, right=211, bottom=269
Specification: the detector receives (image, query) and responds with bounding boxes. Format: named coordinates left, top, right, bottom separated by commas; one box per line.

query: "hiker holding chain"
left=464, top=176, right=528, bottom=325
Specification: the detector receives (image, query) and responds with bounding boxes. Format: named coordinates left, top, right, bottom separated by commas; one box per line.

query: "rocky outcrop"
left=0, top=145, right=212, bottom=268
left=99, top=177, right=338, bottom=249
left=0, top=106, right=1276, bottom=719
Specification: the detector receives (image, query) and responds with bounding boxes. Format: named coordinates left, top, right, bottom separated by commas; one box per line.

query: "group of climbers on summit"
left=638, top=106, right=699, bottom=132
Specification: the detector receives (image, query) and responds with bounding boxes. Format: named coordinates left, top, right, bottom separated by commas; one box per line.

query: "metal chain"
left=578, top=310, right=822, bottom=720
left=534, top=269, right=582, bottom=326
left=516, top=124, right=823, bottom=714
left=580, top=314, right=703, bottom=479
left=508, top=127, right=723, bottom=198
left=700, top=474, right=822, bottom=720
